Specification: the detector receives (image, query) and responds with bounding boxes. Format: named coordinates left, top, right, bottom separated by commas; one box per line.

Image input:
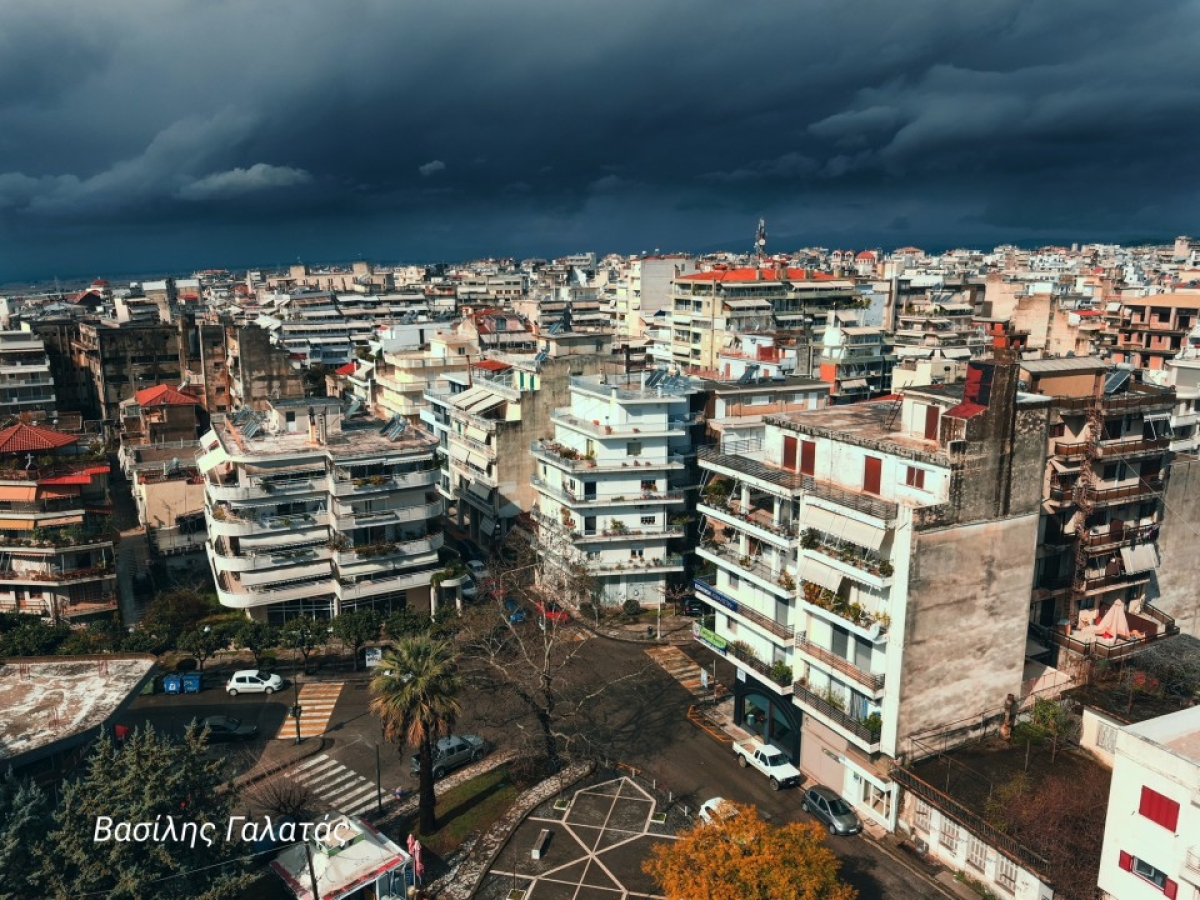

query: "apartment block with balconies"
left=532, top=371, right=698, bottom=605
left=695, top=356, right=1049, bottom=831
left=0, top=331, right=56, bottom=415
left=0, top=423, right=115, bottom=620
left=200, top=399, right=442, bottom=624
left=1022, top=357, right=1179, bottom=670
left=1111, top=293, right=1200, bottom=371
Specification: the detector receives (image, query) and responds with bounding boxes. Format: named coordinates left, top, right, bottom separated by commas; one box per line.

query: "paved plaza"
left=476, top=775, right=684, bottom=900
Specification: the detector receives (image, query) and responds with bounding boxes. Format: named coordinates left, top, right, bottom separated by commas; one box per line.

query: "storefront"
left=733, top=672, right=802, bottom=764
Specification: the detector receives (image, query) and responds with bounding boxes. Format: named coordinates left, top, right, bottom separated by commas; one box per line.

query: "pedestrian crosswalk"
left=645, top=645, right=713, bottom=696
left=275, top=682, right=344, bottom=740
left=290, top=753, right=391, bottom=818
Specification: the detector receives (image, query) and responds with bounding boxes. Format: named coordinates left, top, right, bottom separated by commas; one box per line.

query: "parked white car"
left=466, top=560, right=490, bottom=581
left=226, top=669, right=284, bottom=696
left=698, top=797, right=738, bottom=825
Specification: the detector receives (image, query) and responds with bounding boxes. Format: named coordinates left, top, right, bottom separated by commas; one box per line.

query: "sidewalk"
left=697, top=695, right=979, bottom=900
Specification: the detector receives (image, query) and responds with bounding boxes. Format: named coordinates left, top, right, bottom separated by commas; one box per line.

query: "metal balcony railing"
left=792, top=681, right=881, bottom=748
left=795, top=632, right=885, bottom=691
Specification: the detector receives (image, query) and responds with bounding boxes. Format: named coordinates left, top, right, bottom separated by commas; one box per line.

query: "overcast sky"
left=2, top=0, right=1198, bottom=282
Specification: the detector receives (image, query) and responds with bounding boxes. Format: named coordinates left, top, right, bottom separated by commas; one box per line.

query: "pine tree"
left=36, top=725, right=255, bottom=900
left=0, top=769, right=52, bottom=900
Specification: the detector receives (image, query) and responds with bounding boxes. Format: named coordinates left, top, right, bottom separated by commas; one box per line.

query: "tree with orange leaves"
left=644, top=800, right=857, bottom=900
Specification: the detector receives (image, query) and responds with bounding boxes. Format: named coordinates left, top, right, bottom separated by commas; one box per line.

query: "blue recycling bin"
left=162, top=675, right=182, bottom=694
left=181, top=673, right=202, bottom=694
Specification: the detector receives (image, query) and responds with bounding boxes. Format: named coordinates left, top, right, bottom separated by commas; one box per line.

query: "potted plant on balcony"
left=800, top=528, right=819, bottom=550
left=878, top=560, right=894, bottom=578
left=860, top=712, right=883, bottom=736
left=770, top=660, right=793, bottom=686
left=609, top=519, right=628, bottom=534
left=778, top=572, right=796, bottom=591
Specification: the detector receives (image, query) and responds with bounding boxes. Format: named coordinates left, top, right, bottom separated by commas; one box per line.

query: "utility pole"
left=304, top=839, right=320, bottom=899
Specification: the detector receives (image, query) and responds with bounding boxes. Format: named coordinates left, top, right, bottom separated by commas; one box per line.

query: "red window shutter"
left=800, top=440, right=816, bottom=476
left=1139, top=786, right=1180, bottom=831
left=863, top=456, right=882, bottom=496
left=1164, top=878, right=1178, bottom=900
left=1118, top=851, right=1132, bottom=872
left=782, top=436, right=798, bottom=472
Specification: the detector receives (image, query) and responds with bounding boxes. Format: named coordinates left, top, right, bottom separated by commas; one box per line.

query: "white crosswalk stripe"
left=291, top=754, right=393, bottom=817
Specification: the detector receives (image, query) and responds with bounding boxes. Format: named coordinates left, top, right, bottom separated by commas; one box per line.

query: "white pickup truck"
left=733, top=738, right=802, bottom=791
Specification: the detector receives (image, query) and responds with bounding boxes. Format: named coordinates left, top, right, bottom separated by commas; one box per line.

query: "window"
left=967, top=835, right=987, bottom=872
left=905, top=466, right=926, bottom=489
left=626, top=441, right=642, bottom=457
left=996, top=856, right=1017, bottom=893
left=939, top=818, right=959, bottom=851
left=641, top=480, right=657, bottom=491
left=924, top=405, right=940, bottom=441
left=640, top=516, right=656, bottom=526
left=913, top=798, right=931, bottom=832
left=1120, top=852, right=1177, bottom=896
left=1138, top=787, right=1180, bottom=832
left=863, top=456, right=882, bottom=495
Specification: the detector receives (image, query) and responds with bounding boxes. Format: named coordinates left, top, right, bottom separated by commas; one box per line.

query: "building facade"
left=694, top=356, right=1048, bottom=829
left=200, top=400, right=443, bottom=623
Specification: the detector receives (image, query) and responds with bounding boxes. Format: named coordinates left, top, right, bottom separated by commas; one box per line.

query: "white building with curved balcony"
left=199, top=399, right=443, bottom=624
left=532, top=372, right=699, bottom=605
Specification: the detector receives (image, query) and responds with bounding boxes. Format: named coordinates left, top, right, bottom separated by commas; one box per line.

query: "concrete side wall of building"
left=230, top=324, right=305, bottom=409
left=1152, top=454, right=1200, bottom=637
left=897, top=514, right=1039, bottom=744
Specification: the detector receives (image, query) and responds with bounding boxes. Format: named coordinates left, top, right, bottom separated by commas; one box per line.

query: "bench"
left=531, top=828, right=551, bottom=860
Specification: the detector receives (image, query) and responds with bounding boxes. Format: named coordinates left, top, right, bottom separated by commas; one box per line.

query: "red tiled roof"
left=39, top=464, right=110, bottom=485
left=676, top=267, right=836, bottom=283
left=473, top=359, right=511, bottom=372
left=944, top=401, right=987, bottom=419
left=335, top=362, right=357, bottom=376
left=0, top=423, right=79, bottom=454
left=135, top=384, right=201, bottom=407
left=855, top=251, right=877, bottom=260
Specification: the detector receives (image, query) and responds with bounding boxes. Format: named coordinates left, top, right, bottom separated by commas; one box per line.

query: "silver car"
left=802, top=785, right=862, bottom=835
left=410, top=734, right=488, bottom=779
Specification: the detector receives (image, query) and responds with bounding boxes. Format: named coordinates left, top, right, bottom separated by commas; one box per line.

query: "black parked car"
left=682, top=597, right=708, bottom=617
left=198, top=716, right=259, bottom=742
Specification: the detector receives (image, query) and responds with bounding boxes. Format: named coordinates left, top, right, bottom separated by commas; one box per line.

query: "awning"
left=1106, top=302, right=1121, bottom=312
left=801, top=504, right=885, bottom=549
left=840, top=378, right=868, bottom=389
left=467, top=480, right=492, bottom=501
left=798, top=557, right=844, bottom=593
left=465, top=424, right=490, bottom=444
left=1049, top=458, right=1080, bottom=474
left=1120, top=544, right=1159, bottom=574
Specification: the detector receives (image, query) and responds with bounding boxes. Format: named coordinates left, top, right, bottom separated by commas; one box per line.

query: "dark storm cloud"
left=2, top=0, right=1199, bottom=279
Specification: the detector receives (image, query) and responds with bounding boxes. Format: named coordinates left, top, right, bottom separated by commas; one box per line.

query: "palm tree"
left=369, top=636, right=462, bottom=833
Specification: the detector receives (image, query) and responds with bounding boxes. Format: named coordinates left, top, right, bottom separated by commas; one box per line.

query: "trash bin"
left=181, top=673, right=202, bottom=694
left=162, top=675, right=182, bottom=695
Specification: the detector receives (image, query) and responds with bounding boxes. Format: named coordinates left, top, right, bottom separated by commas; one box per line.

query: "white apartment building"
left=200, top=399, right=443, bottom=623
left=0, top=331, right=56, bottom=414
left=695, top=357, right=1050, bottom=830
left=532, top=372, right=698, bottom=605
left=1098, top=705, right=1200, bottom=900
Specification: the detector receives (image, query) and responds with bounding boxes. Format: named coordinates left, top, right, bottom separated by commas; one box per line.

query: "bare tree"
left=455, top=526, right=654, bottom=773
left=244, top=769, right=317, bottom=820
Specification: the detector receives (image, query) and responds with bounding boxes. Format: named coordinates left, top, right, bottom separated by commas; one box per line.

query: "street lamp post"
left=292, top=644, right=303, bottom=745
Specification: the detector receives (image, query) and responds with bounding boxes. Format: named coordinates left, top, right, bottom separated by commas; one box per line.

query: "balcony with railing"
left=698, top=440, right=899, bottom=521
left=1091, top=435, right=1171, bottom=459
left=334, top=532, right=444, bottom=566
left=1076, top=521, right=1159, bottom=553
left=551, top=410, right=697, bottom=439
left=698, top=500, right=798, bottom=548
left=531, top=474, right=687, bottom=507
left=1075, top=478, right=1164, bottom=507
left=795, top=632, right=885, bottom=695
left=330, top=468, right=438, bottom=496
left=792, top=680, right=882, bottom=751
left=1051, top=390, right=1175, bottom=415
left=333, top=499, right=444, bottom=531
left=693, top=576, right=795, bottom=641
left=589, top=555, right=684, bottom=575
left=531, top=441, right=686, bottom=473
left=696, top=541, right=794, bottom=597
left=726, top=641, right=793, bottom=693
left=336, top=568, right=435, bottom=601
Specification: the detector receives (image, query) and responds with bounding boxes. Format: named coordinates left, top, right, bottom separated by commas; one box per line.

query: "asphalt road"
left=122, top=635, right=944, bottom=899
